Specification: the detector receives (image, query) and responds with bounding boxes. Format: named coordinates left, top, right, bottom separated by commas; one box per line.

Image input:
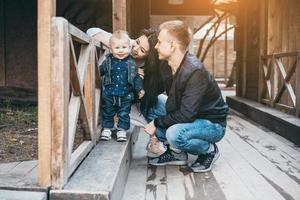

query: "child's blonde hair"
left=109, top=30, right=130, bottom=46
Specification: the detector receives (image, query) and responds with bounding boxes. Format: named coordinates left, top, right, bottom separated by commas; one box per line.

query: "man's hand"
left=138, top=90, right=145, bottom=99
left=144, top=121, right=156, bottom=136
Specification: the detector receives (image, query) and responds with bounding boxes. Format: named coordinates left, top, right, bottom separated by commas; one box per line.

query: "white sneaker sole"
left=148, top=159, right=187, bottom=166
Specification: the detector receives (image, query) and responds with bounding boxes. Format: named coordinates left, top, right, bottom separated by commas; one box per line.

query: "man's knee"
left=166, top=124, right=188, bottom=148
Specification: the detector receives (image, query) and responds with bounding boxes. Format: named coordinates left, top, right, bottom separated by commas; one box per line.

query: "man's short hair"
left=109, top=30, right=130, bottom=45
left=159, top=20, right=192, bottom=52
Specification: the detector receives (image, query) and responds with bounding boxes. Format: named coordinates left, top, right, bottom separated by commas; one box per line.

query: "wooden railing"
left=260, top=51, right=300, bottom=117
left=39, top=17, right=103, bottom=189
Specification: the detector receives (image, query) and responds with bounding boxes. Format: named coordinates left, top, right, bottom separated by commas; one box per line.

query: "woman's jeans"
left=146, top=94, right=226, bottom=155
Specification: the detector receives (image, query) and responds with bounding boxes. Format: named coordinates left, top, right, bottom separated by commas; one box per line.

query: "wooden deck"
left=122, top=110, right=300, bottom=200
left=0, top=160, right=39, bottom=189
left=0, top=109, right=300, bottom=199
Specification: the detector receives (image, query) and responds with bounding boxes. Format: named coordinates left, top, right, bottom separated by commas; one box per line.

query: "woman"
left=87, top=27, right=171, bottom=154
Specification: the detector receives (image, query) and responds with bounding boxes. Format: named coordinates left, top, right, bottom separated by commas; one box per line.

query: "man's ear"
left=170, top=41, right=176, bottom=52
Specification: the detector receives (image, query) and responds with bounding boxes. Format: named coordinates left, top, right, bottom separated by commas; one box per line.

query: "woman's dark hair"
left=139, top=28, right=167, bottom=115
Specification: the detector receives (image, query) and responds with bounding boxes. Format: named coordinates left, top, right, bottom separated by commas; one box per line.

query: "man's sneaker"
left=146, top=137, right=166, bottom=158
left=116, top=130, right=127, bottom=142
left=191, top=144, right=220, bottom=173
left=100, top=129, right=112, bottom=141
left=148, top=149, right=188, bottom=166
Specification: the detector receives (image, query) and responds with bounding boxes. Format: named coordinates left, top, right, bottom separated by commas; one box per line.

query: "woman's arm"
left=86, top=27, right=135, bottom=47
left=86, top=28, right=112, bottom=47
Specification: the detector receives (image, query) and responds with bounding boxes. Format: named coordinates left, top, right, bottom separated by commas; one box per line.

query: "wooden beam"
left=241, top=6, right=247, bottom=97
left=224, top=17, right=228, bottom=84
left=258, top=0, right=269, bottom=102
left=69, top=141, right=93, bottom=177
left=84, top=46, right=96, bottom=142
left=37, top=0, right=56, bottom=187
left=296, top=53, right=300, bottom=117
left=51, top=17, right=70, bottom=189
left=112, top=0, right=127, bottom=31
left=0, top=0, right=5, bottom=86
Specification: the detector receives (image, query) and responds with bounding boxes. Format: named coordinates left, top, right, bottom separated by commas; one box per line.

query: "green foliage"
left=0, top=99, right=37, bottom=126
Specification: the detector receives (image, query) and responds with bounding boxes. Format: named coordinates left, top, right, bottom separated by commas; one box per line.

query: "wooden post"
left=84, top=45, right=96, bottom=142
left=212, top=43, right=216, bottom=77
left=242, top=6, right=248, bottom=97
left=296, top=53, right=300, bottom=117
left=224, top=17, right=228, bottom=85
left=0, top=0, right=5, bottom=86
left=112, top=0, right=127, bottom=31
left=258, top=0, right=268, bottom=102
left=38, top=0, right=56, bottom=187
left=51, top=17, right=70, bottom=189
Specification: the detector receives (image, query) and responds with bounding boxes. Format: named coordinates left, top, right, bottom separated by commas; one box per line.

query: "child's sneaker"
left=117, top=130, right=127, bottom=142
left=100, top=129, right=112, bottom=141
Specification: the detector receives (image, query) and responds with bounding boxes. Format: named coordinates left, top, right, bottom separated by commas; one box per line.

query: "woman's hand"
left=138, top=68, right=145, bottom=80
left=138, top=90, right=145, bottom=99
left=144, top=121, right=156, bottom=136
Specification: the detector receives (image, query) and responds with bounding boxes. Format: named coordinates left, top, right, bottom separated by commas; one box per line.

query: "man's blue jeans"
left=146, top=94, right=226, bottom=155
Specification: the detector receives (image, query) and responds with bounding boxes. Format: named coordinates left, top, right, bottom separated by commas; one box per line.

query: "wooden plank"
left=18, top=163, right=39, bottom=186
left=95, top=88, right=101, bottom=132
left=68, top=95, right=81, bottom=155
left=165, top=166, right=185, bottom=200
left=296, top=53, right=300, bottom=117
left=224, top=17, right=228, bottom=84
left=219, top=135, right=285, bottom=200
left=0, top=190, right=47, bottom=200
left=69, top=38, right=81, bottom=96
left=69, top=141, right=93, bottom=177
left=37, top=0, right=56, bottom=187
left=121, top=129, right=148, bottom=200
left=0, top=0, right=5, bottom=86
left=9, top=160, right=38, bottom=176
left=224, top=129, right=300, bottom=199
left=112, top=0, right=127, bottom=31
left=145, top=166, right=167, bottom=200
left=166, top=166, right=227, bottom=200
left=80, top=95, right=94, bottom=140
left=77, top=45, right=91, bottom=88
left=84, top=46, right=96, bottom=142
left=228, top=114, right=300, bottom=180
left=51, top=17, right=70, bottom=189
left=68, top=23, right=90, bottom=44
left=0, top=162, right=20, bottom=174
left=213, top=156, right=256, bottom=200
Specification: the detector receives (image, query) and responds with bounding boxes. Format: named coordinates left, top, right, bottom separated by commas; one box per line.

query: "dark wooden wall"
left=0, top=0, right=112, bottom=102
left=0, top=0, right=37, bottom=89
left=127, top=0, right=150, bottom=38
left=266, top=0, right=300, bottom=54
left=235, top=0, right=261, bottom=100
left=235, top=0, right=300, bottom=101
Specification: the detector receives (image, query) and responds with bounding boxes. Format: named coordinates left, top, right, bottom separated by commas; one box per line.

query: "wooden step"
left=50, top=126, right=140, bottom=200
left=0, top=189, right=47, bottom=200
left=227, top=96, right=300, bottom=145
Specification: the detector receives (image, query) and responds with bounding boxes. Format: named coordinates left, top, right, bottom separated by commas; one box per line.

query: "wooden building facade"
left=0, top=0, right=149, bottom=103
left=235, top=0, right=300, bottom=117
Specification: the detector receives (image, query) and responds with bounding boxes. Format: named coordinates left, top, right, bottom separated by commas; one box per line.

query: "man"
left=144, top=20, right=228, bottom=172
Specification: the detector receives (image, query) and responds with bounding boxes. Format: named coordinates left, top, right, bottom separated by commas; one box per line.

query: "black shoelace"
left=202, top=152, right=215, bottom=167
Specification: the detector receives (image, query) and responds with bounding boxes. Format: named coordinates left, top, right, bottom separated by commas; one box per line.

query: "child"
left=99, top=30, right=145, bottom=142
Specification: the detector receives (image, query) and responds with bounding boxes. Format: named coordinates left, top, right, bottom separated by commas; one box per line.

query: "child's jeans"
left=102, top=93, right=133, bottom=130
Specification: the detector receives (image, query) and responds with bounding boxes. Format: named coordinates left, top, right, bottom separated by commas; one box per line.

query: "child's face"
left=110, top=38, right=131, bottom=60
